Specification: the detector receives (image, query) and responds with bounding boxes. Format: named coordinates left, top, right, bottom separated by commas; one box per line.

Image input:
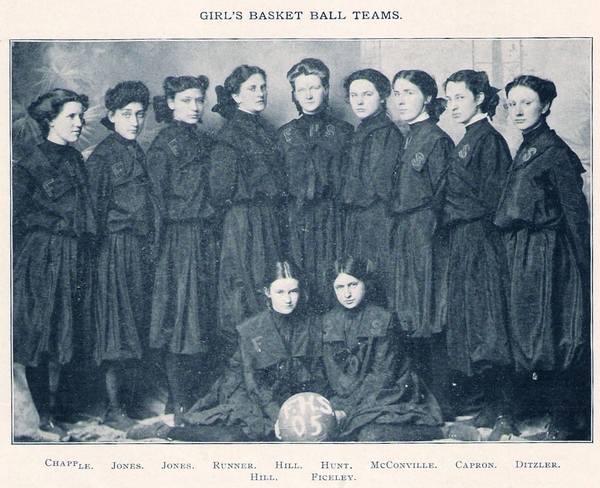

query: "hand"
left=274, top=419, right=282, bottom=440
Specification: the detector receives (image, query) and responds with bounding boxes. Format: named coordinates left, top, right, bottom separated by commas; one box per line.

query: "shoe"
left=127, top=422, right=171, bottom=440
left=39, top=413, right=70, bottom=441
left=447, top=422, right=482, bottom=442
left=488, top=415, right=521, bottom=441
left=103, top=406, right=138, bottom=432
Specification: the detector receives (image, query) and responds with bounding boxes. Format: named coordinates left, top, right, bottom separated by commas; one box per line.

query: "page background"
left=1, top=1, right=597, bottom=486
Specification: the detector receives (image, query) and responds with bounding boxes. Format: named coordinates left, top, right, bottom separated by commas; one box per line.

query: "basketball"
left=277, top=392, right=336, bottom=442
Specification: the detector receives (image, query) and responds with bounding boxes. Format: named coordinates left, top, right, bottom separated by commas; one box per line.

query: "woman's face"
left=47, top=101, right=85, bottom=145
left=168, top=88, right=205, bottom=124
left=349, top=79, right=383, bottom=120
left=393, top=78, right=429, bottom=123
left=233, top=73, right=267, bottom=115
left=506, top=85, right=549, bottom=132
left=334, top=273, right=366, bottom=310
left=109, top=102, right=146, bottom=140
left=445, top=81, right=483, bottom=125
left=265, top=278, right=300, bottom=315
left=293, top=74, right=327, bottom=115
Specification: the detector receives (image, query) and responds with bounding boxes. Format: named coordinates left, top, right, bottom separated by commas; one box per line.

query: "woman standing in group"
left=390, top=70, right=454, bottom=418
left=495, top=75, right=590, bottom=439
left=211, top=65, right=287, bottom=351
left=342, top=69, right=404, bottom=306
left=13, top=89, right=96, bottom=434
left=86, top=81, right=154, bottom=429
left=321, top=256, right=444, bottom=441
left=441, top=70, right=514, bottom=436
left=146, top=75, right=218, bottom=425
left=277, top=58, right=354, bottom=313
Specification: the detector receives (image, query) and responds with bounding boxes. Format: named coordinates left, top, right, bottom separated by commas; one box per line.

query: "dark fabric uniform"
left=441, top=118, right=512, bottom=377
left=494, top=122, right=590, bottom=374
left=391, top=118, right=454, bottom=338
left=210, top=110, right=287, bottom=345
left=184, top=309, right=326, bottom=441
left=276, top=112, right=354, bottom=312
left=86, top=132, right=154, bottom=364
left=13, top=140, right=96, bottom=366
left=342, top=111, right=404, bottom=305
left=321, top=303, right=443, bottom=440
left=146, top=121, right=217, bottom=355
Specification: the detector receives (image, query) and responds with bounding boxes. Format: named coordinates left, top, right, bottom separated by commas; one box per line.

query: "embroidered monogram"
left=63, top=160, right=75, bottom=177
left=411, top=152, right=426, bottom=171
left=458, top=144, right=470, bottom=159
left=325, top=125, right=335, bottom=138
left=111, top=161, right=125, bottom=179
left=251, top=336, right=264, bottom=353
left=370, top=320, right=382, bottom=335
left=522, top=147, right=537, bottom=162
left=168, top=139, right=180, bottom=157
left=43, top=179, right=55, bottom=198
left=283, top=128, right=293, bottom=143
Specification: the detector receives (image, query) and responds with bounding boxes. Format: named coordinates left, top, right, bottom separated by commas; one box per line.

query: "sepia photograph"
left=11, top=38, right=591, bottom=446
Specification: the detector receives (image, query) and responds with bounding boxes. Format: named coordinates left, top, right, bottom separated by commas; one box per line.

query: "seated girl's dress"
left=321, top=302, right=444, bottom=441
left=182, top=308, right=327, bottom=441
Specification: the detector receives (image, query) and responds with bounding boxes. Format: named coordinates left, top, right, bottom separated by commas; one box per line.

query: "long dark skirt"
left=94, top=232, right=152, bottom=364
left=288, top=199, right=342, bottom=312
left=344, top=201, right=393, bottom=305
left=391, top=208, right=441, bottom=338
left=504, top=227, right=587, bottom=373
left=13, top=230, right=92, bottom=366
left=217, top=203, right=283, bottom=340
left=444, top=220, right=512, bottom=376
left=150, top=221, right=217, bottom=355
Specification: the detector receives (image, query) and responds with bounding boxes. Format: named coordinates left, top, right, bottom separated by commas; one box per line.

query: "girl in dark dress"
left=390, top=70, right=454, bottom=418
left=210, top=65, right=287, bottom=351
left=442, top=70, right=515, bottom=437
left=128, top=261, right=326, bottom=442
left=13, top=89, right=96, bottom=433
left=495, top=75, right=590, bottom=439
left=86, top=81, right=154, bottom=428
left=341, top=69, right=404, bottom=307
left=321, top=257, right=444, bottom=441
left=277, top=58, right=354, bottom=314
left=146, top=75, right=218, bottom=425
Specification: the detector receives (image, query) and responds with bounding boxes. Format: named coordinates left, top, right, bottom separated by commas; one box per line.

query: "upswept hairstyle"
left=392, top=69, right=447, bottom=122
left=343, top=69, right=391, bottom=109
left=212, top=65, right=267, bottom=120
left=101, top=80, right=150, bottom=130
left=286, top=58, right=330, bottom=114
left=444, top=70, right=500, bottom=119
left=153, top=75, right=209, bottom=123
left=27, top=88, right=89, bottom=138
left=505, top=75, right=557, bottom=118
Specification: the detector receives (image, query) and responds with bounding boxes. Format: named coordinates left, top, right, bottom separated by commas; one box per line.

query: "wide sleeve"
left=85, top=145, right=111, bottom=238
left=368, top=126, right=404, bottom=203
left=549, top=147, right=591, bottom=275
left=479, top=133, right=512, bottom=216
left=428, top=136, right=454, bottom=196
left=210, top=142, right=239, bottom=206
left=145, top=142, right=170, bottom=217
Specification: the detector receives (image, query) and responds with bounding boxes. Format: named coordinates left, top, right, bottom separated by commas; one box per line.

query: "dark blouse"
left=146, top=121, right=214, bottom=222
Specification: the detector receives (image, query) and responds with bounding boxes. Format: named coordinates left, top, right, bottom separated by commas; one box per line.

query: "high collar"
left=408, top=112, right=430, bottom=125
left=300, top=110, right=328, bottom=124
left=407, top=117, right=434, bottom=133
left=522, top=120, right=549, bottom=142
left=172, top=119, right=199, bottom=134
left=357, top=110, right=390, bottom=131
left=110, top=131, right=139, bottom=147
left=464, top=116, right=489, bottom=132
left=233, top=108, right=263, bottom=124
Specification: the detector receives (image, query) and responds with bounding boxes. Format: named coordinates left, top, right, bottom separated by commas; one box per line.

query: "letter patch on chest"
left=168, top=139, right=180, bottom=157
left=370, top=320, right=382, bottom=335
left=411, top=152, right=426, bottom=171
left=251, top=336, right=264, bottom=353
left=522, top=147, right=537, bottom=162
left=325, top=125, right=335, bottom=138
left=458, top=144, right=470, bottom=159
left=43, top=178, right=55, bottom=198
left=283, top=128, right=293, bottom=143
left=112, top=162, right=125, bottom=179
